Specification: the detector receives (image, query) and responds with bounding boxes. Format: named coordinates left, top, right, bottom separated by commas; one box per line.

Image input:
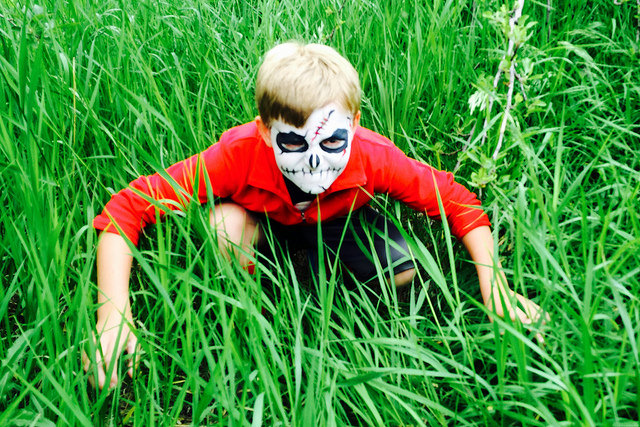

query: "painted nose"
left=309, top=154, right=320, bottom=169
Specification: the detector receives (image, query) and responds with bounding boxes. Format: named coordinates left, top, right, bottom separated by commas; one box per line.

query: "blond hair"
left=256, top=43, right=361, bottom=127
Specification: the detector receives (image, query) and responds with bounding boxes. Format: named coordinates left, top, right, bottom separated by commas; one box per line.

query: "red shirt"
left=94, top=120, right=490, bottom=245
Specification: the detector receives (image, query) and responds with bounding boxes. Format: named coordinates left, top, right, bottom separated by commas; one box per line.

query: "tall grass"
left=1, top=0, right=638, bottom=424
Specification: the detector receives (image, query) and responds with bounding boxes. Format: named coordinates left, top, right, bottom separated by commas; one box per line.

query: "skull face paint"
left=270, top=104, right=354, bottom=194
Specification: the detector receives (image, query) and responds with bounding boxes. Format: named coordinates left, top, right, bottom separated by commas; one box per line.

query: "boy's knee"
left=211, top=203, right=249, bottom=236
left=393, top=267, right=415, bottom=288
left=210, top=203, right=260, bottom=263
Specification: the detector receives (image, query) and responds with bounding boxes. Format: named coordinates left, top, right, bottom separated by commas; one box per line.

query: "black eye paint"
left=320, top=128, right=348, bottom=153
left=276, top=132, right=308, bottom=153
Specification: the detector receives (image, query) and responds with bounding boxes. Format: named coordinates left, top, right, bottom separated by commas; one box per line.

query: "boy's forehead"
left=272, top=104, right=350, bottom=133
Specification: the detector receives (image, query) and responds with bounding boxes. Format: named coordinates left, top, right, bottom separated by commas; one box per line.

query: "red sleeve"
left=377, top=144, right=490, bottom=239
left=93, top=141, right=237, bottom=245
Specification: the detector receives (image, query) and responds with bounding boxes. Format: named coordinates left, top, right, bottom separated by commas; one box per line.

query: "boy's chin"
left=299, top=184, right=328, bottom=195
left=286, top=173, right=341, bottom=195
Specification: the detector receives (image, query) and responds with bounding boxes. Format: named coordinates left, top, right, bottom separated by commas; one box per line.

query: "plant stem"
left=491, top=0, right=525, bottom=161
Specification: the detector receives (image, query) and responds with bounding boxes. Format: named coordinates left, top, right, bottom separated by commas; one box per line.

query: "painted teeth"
left=280, top=167, right=342, bottom=175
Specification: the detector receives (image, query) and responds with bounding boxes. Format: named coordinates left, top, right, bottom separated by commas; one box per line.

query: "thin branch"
left=491, top=0, right=525, bottom=160
left=479, top=0, right=525, bottom=149
left=0, top=13, right=20, bottom=29
left=479, top=69, right=502, bottom=148
left=493, top=57, right=517, bottom=160
left=516, top=72, right=528, bottom=103
left=453, top=122, right=476, bottom=173
left=325, top=1, right=347, bottom=43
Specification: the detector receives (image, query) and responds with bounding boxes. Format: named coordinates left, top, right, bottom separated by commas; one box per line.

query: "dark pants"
left=257, top=206, right=414, bottom=283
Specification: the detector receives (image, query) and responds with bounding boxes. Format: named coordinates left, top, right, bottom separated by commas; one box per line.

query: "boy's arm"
left=82, top=232, right=138, bottom=389
left=461, top=226, right=547, bottom=328
left=93, top=134, right=240, bottom=246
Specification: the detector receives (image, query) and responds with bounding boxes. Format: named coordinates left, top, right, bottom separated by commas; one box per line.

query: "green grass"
left=1, top=0, right=639, bottom=424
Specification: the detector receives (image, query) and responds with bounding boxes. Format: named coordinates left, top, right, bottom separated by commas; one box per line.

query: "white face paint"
left=270, top=104, right=354, bottom=194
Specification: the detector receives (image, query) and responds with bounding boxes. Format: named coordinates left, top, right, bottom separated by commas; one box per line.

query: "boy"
left=83, top=43, right=545, bottom=390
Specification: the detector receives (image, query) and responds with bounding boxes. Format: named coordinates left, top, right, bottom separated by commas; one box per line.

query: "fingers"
left=515, top=297, right=550, bottom=344
left=83, top=327, right=134, bottom=390
left=82, top=336, right=108, bottom=389
left=82, top=350, right=96, bottom=389
left=108, top=361, right=119, bottom=389
left=82, top=349, right=90, bottom=373
left=515, top=294, right=550, bottom=325
left=125, top=334, right=139, bottom=379
left=95, top=346, right=119, bottom=390
left=83, top=350, right=113, bottom=389
left=490, top=293, right=549, bottom=344
left=514, top=303, right=534, bottom=325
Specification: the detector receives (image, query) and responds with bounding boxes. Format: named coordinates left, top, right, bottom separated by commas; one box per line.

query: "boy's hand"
left=82, top=322, right=138, bottom=390
left=485, top=282, right=551, bottom=344
left=462, top=226, right=549, bottom=342
left=486, top=287, right=548, bottom=325
left=485, top=284, right=550, bottom=344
